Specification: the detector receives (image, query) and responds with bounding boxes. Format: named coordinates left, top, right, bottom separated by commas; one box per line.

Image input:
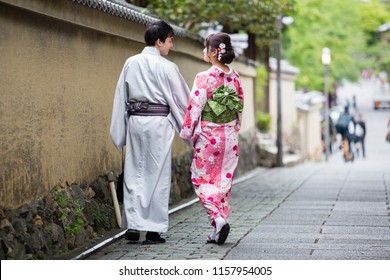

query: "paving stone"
left=84, top=99, right=390, bottom=260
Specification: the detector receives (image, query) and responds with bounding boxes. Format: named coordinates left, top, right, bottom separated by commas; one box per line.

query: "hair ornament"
left=217, top=43, right=226, bottom=61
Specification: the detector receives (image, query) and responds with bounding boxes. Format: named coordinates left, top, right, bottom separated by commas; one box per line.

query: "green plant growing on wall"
left=93, top=203, right=113, bottom=230
left=31, top=254, right=41, bottom=260
left=253, top=66, right=271, bottom=133
left=52, top=186, right=85, bottom=235
left=65, top=207, right=85, bottom=235
left=52, top=186, right=67, bottom=208
left=256, top=64, right=268, bottom=104
left=256, top=111, right=272, bottom=132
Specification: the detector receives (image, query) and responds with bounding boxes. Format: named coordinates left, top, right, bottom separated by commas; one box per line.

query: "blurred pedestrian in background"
left=336, top=105, right=355, bottom=161
left=354, top=113, right=366, bottom=158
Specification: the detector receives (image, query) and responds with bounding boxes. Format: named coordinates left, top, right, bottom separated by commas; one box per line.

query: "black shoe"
left=124, top=229, right=140, bottom=241
left=142, top=231, right=166, bottom=244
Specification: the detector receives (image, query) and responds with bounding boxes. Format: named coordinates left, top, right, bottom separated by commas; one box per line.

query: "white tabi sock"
left=215, top=217, right=226, bottom=237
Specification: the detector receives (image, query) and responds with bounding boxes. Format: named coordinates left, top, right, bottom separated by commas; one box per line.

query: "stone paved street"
left=85, top=80, right=390, bottom=260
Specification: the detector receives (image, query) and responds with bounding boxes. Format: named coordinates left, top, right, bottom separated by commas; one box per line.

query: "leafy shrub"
left=256, top=111, right=271, bottom=132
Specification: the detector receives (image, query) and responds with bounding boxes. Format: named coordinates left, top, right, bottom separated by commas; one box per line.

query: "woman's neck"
left=212, top=62, right=230, bottom=73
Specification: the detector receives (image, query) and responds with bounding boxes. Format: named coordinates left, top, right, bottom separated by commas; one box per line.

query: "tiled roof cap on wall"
left=72, top=0, right=202, bottom=42
left=72, top=0, right=257, bottom=66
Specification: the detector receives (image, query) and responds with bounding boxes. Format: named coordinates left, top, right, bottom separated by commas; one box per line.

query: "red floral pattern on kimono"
left=180, top=66, right=244, bottom=226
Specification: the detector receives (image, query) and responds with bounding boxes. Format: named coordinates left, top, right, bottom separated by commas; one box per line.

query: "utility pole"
left=322, top=48, right=331, bottom=161
left=275, top=16, right=293, bottom=167
left=275, top=17, right=283, bottom=167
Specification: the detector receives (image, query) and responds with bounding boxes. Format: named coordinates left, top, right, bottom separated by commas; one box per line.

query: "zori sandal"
left=142, top=231, right=166, bottom=245
left=216, top=223, right=230, bottom=245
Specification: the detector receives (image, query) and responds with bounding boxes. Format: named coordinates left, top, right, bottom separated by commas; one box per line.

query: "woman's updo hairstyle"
left=205, top=33, right=236, bottom=64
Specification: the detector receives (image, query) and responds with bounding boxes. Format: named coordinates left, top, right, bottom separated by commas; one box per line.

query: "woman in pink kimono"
left=180, top=33, right=244, bottom=245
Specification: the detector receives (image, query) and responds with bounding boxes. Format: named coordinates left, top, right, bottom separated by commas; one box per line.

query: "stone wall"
left=268, top=58, right=300, bottom=146
left=0, top=177, right=116, bottom=260
left=0, top=131, right=260, bottom=260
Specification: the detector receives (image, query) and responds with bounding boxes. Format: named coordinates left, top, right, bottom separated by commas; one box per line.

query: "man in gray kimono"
left=110, top=20, right=190, bottom=243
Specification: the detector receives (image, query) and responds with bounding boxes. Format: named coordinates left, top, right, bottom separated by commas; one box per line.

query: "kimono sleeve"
left=179, top=73, right=208, bottom=144
left=235, top=72, right=245, bottom=129
left=165, top=64, right=190, bottom=134
left=110, top=64, right=128, bottom=150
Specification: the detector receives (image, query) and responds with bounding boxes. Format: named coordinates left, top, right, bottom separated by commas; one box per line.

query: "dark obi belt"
left=126, top=101, right=170, bottom=117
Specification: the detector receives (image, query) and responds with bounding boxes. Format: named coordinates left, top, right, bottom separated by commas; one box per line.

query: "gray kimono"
left=110, top=47, right=189, bottom=232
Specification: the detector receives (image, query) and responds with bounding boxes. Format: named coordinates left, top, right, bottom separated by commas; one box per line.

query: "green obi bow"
left=207, top=85, right=243, bottom=116
left=202, top=85, right=243, bottom=124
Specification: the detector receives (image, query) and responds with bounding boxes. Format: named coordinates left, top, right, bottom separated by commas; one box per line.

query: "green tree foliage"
left=129, top=0, right=296, bottom=46
left=360, top=0, right=389, bottom=45
left=128, top=0, right=389, bottom=92
left=284, top=0, right=365, bottom=91
left=284, top=0, right=390, bottom=91
left=358, top=0, right=390, bottom=73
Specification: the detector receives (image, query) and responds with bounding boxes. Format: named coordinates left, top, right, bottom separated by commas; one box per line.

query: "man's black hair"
left=144, top=20, right=174, bottom=46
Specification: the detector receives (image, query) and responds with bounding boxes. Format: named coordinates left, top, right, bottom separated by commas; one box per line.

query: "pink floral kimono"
left=180, top=66, right=244, bottom=227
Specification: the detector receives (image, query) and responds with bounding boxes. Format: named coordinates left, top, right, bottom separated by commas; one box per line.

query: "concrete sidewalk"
left=226, top=158, right=390, bottom=259
left=86, top=155, right=389, bottom=260
left=226, top=80, right=390, bottom=260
